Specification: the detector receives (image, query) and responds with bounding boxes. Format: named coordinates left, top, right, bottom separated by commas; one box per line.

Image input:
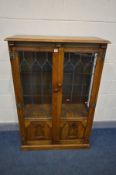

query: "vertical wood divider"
left=52, top=48, right=64, bottom=143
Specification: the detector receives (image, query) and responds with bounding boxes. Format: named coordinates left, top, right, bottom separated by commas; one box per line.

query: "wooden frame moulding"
left=84, top=47, right=107, bottom=143
left=5, top=36, right=110, bottom=150
left=9, top=46, right=26, bottom=144
left=52, top=47, right=64, bottom=144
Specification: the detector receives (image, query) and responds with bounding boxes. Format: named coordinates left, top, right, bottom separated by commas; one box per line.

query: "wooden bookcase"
left=5, top=35, right=110, bottom=150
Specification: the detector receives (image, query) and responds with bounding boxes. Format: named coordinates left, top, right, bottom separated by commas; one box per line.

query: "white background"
left=0, top=0, right=116, bottom=123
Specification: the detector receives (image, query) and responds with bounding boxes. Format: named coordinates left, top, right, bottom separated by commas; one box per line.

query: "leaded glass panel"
left=19, top=51, right=52, bottom=118
left=62, top=52, right=96, bottom=118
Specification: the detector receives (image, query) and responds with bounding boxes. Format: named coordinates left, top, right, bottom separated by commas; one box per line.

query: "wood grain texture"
left=5, top=35, right=111, bottom=44
left=52, top=48, right=64, bottom=143
left=9, top=48, right=26, bottom=144
left=60, top=120, right=86, bottom=140
left=21, top=143, right=90, bottom=150
left=25, top=120, right=52, bottom=141
left=84, top=48, right=106, bottom=142
left=24, top=104, right=52, bottom=118
left=61, top=104, right=88, bottom=118
left=7, top=36, right=109, bottom=150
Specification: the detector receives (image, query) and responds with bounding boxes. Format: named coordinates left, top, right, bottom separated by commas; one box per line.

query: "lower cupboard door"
left=25, top=120, right=52, bottom=144
left=60, top=120, right=87, bottom=142
left=25, top=120, right=86, bottom=144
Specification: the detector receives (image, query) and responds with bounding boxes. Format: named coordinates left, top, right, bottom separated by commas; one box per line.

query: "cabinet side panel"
left=9, top=45, right=26, bottom=144
left=84, top=47, right=107, bottom=142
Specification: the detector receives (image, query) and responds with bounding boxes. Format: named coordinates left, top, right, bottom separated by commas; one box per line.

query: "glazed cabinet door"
left=59, top=48, right=98, bottom=144
left=10, top=46, right=59, bottom=144
left=10, top=44, right=104, bottom=146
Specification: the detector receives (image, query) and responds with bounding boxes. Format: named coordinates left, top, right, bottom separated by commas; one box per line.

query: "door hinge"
left=97, top=51, right=106, bottom=59
left=9, top=42, right=15, bottom=47
left=10, top=51, right=17, bottom=59
left=16, top=103, right=22, bottom=109
left=90, top=103, right=96, bottom=109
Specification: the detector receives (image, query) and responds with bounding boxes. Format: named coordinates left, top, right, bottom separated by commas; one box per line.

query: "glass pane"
left=19, top=51, right=52, bottom=118
left=62, top=52, right=96, bottom=118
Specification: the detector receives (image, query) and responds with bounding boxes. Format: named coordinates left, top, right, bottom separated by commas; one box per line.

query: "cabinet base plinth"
left=21, top=143, right=90, bottom=150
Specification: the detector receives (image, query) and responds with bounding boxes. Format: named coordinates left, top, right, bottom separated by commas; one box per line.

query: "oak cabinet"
left=5, top=35, right=110, bottom=150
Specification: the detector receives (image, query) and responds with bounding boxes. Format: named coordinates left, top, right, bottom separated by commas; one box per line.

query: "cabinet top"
left=5, top=35, right=111, bottom=44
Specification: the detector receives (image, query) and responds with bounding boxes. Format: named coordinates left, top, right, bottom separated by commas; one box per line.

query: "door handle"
left=57, top=83, right=62, bottom=88
left=54, top=88, right=59, bottom=93
left=53, top=83, right=62, bottom=93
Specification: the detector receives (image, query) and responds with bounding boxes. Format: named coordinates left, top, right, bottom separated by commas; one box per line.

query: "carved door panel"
left=60, top=120, right=87, bottom=140
left=25, top=121, right=52, bottom=141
